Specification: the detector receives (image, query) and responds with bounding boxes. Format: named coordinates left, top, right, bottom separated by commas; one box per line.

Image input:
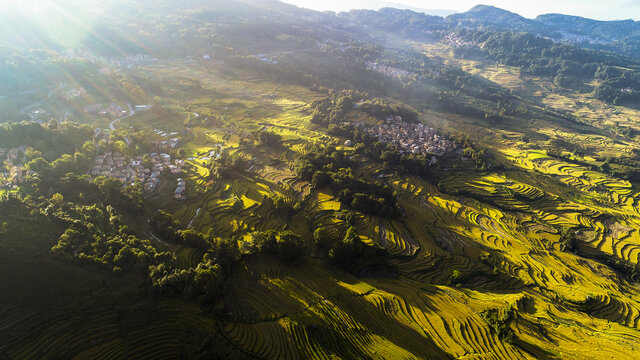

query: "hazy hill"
left=446, top=4, right=640, bottom=57
left=536, top=13, right=640, bottom=41
left=379, top=2, right=456, bottom=17
left=447, top=5, right=532, bottom=27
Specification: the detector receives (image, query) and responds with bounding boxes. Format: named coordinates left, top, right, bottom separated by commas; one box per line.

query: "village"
left=90, top=150, right=187, bottom=200
left=88, top=121, right=187, bottom=199
left=1, top=136, right=189, bottom=199
left=357, top=115, right=460, bottom=162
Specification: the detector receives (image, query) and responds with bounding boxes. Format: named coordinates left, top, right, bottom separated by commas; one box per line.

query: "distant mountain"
left=4, top=0, right=640, bottom=60
left=447, top=5, right=529, bottom=27
left=445, top=5, right=640, bottom=58
left=535, top=14, right=640, bottom=41
left=336, top=7, right=447, bottom=42
left=381, top=2, right=456, bottom=17
left=448, top=4, right=640, bottom=41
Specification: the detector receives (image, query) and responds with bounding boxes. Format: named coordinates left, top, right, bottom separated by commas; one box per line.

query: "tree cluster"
left=457, top=29, right=640, bottom=104
left=296, top=147, right=399, bottom=218
left=313, top=223, right=388, bottom=272
left=0, top=121, right=93, bottom=160
left=47, top=202, right=174, bottom=275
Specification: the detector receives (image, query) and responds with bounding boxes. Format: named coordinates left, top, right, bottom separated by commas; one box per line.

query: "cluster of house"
left=441, top=32, right=478, bottom=48
left=358, top=116, right=459, bottom=161
left=188, top=146, right=223, bottom=162
left=366, top=61, right=440, bottom=81
left=253, top=54, right=278, bottom=64
left=107, top=54, right=158, bottom=70
left=149, top=129, right=181, bottom=151
left=90, top=151, right=185, bottom=193
left=0, top=147, right=31, bottom=188
left=60, top=50, right=158, bottom=73
left=175, top=178, right=186, bottom=200
left=84, top=103, right=128, bottom=117
left=366, top=61, right=412, bottom=79
left=63, top=87, right=87, bottom=100
left=151, top=138, right=180, bottom=151
left=556, top=31, right=609, bottom=45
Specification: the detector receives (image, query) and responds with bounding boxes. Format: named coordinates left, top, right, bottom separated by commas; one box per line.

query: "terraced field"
left=220, top=256, right=528, bottom=359
left=11, top=38, right=640, bottom=359
left=123, top=63, right=640, bottom=358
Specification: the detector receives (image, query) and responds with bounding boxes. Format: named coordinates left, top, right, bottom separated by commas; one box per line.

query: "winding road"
left=109, top=103, right=135, bottom=131
left=188, top=208, right=202, bottom=228
left=150, top=232, right=170, bottom=246
left=19, top=83, right=66, bottom=119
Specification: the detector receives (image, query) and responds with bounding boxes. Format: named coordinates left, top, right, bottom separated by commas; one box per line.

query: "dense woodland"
left=455, top=29, right=640, bottom=104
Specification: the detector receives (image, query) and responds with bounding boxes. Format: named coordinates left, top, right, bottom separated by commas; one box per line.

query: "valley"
left=3, top=1, right=640, bottom=359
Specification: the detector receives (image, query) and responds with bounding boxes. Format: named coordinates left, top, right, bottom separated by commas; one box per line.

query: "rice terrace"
left=4, top=0, right=640, bottom=359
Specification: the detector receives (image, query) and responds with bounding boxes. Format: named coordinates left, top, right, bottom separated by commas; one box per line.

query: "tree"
left=143, top=154, right=153, bottom=169
left=82, top=141, right=97, bottom=154
left=259, top=131, right=283, bottom=147
left=277, top=231, right=304, bottom=262
left=311, top=171, right=331, bottom=188
left=27, top=157, right=52, bottom=178
left=209, top=238, right=239, bottom=275
left=558, top=226, right=575, bottom=252
left=24, top=147, right=43, bottom=160
left=343, top=226, right=361, bottom=251
left=253, top=230, right=278, bottom=254
left=113, top=245, right=136, bottom=268
left=51, top=154, right=78, bottom=177
left=481, top=307, right=516, bottom=343
left=329, top=226, right=362, bottom=266
left=179, top=229, right=210, bottom=249
left=451, top=269, right=462, bottom=284
left=313, top=226, right=332, bottom=247
left=51, top=193, right=64, bottom=204
left=193, top=260, right=224, bottom=303
left=94, top=177, right=125, bottom=205
left=151, top=210, right=182, bottom=243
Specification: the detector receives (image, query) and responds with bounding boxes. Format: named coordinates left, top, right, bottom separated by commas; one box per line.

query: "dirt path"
left=188, top=207, right=202, bottom=228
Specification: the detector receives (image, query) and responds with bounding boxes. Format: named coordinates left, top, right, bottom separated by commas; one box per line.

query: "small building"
left=10, top=166, right=26, bottom=184
left=175, top=178, right=186, bottom=200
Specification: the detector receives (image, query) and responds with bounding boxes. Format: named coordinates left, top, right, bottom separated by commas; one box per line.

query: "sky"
left=281, top=0, right=640, bottom=20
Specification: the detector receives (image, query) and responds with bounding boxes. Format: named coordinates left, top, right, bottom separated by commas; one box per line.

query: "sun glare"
left=0, top=0, right=48, bottom=14
left=0, top=0, right=108, bottom=49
